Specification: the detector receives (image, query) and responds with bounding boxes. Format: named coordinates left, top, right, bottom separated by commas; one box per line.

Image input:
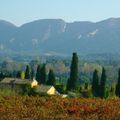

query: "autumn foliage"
left=0, top=96, right=120, bottom=120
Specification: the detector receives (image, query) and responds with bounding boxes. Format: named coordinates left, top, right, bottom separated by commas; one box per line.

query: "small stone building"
left=36, top=84, right=59, bottom=95
left=0, top=77, right=38, bottom=93
left=0, top=77, right=58, bottom=95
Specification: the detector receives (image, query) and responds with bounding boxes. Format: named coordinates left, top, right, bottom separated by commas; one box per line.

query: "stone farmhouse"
left=0, top=77, right=58, bottom=95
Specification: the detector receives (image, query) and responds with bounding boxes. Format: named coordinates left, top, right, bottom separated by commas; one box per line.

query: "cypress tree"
left=92, top=69, right=99, bottom=97
left=36, top=64, right=41, bottom=84
left=66, top=78, right=71, bottom=91
left=31, top=69, right=35, bottom=79
left=0, top=71, right=4, bottom=79
left=115, top=68, right=120, bottom=97
left=40, top=64, right=46, bottom=84
left=25, top=65, right=31, bottom=79
left=47, top=69, right=56, bottom=86
left=67, top=52, right=78, bottom=91
left=16, top=71, right=21, bottom=78
left=100, top=67, right=107, bottom=98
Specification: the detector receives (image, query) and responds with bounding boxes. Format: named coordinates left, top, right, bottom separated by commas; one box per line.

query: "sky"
left=0, top=0, right=120, bottom=26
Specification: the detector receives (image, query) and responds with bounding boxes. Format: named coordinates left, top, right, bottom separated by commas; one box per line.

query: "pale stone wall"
left=31, top=79, right=38, bottom=88
left=47, top=87, right=56, bottom=95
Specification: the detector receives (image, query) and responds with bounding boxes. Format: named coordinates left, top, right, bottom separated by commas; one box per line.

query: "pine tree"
left=36, top=64, right=41, bottom=84
left=40, top=64, right=46, bottom=84
left=92, top=69, right=99, bottom=96
left=115, top=68, right=120, bottom=97
left=67, top=52, right=78, bottom=91
left=100, top=67, right=107, bottom=98
left=47, top=69, right=56, bottom=86
left=25, top=65, right=31, bottom=79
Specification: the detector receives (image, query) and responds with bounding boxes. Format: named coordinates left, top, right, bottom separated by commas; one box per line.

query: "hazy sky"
left=0, top=0, right=120, bottom=26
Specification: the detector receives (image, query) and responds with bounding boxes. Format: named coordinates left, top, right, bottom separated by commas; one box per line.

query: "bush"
left=55, top=84, right=66, bottom=94
left=0, top=89, right=17, bottom=97
left=81, top=90, right=93, bottom=98
left=67, top=91, right=82, bottom=98
left=21, top=84, right=39, bottom=96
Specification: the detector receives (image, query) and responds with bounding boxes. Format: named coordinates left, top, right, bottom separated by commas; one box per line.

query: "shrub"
left=21, top=84, right=38, bottom=96
left=0, top=89, right=17, bottom=97
left=81, top=90, right=93, bottom=98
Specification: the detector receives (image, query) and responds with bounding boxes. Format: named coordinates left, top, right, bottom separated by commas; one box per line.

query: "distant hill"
left=0, top=18, right=120, bottom=55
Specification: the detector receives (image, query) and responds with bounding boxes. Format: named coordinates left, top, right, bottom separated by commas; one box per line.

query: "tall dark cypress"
left=40, top=64, right=46, bottom=84
left=16, top=71, right=21, bottom=78
left=100, top=67, right=107, bottom=98
left=31, top=69, right=35, bottom=79
left=67, top=52, right=78, bottom=91
left=0, top=71, right=4, bottom=79
left=47, top=69, right=56, bottom=86
left=36, top=64, right=41, bottom=84
left=25, top=65, right=31, bottom=79
left=115, top=68, right=120, bottom=97
left=92, top=69, right=99, bottom=97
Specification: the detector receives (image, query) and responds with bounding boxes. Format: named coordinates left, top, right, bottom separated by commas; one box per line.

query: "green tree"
left=25, top=65, right=31, bottom=79
left=16, top=71, right=21, bottom=78
left=110, top=84, right=116, bottom=97
left=67, top=52, right=79, bottom=91
left=0, top=71, right=4, bottom=80
left=115, top=68, right=120, bottom=97
left=84, top=82, right=89, bottom=90
left=31, top=69, right=35, bottom=79
left=36, top=64, right=41, bottom=84
left=47, top=69, right=56, bottom=86
left=40, top=64, right=46, bottom=84
left=100, top=67, right=107, bottom=98
left=21, top=71, right=25, bottom=80
left=92, top=69, right=99, bottom=97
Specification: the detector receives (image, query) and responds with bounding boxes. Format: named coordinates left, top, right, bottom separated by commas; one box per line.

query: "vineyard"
left=0, top=96, right=120, bottom=120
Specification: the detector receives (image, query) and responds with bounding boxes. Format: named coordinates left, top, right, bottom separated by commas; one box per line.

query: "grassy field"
left=0, top=95, right=120, bottom=120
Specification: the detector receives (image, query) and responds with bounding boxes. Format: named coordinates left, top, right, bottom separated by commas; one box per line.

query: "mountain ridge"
left=0, top=18, right=120, bottom=55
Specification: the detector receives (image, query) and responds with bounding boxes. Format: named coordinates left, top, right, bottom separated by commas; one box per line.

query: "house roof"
left=0, top=78, right=14, bottom=84
left=14, top=79, right=32, bottom=84
left=36, top=84, right=54, bottom=93
left=0, top=77, right=32, bottom=84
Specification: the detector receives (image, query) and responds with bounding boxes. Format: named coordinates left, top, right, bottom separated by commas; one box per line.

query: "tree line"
left=0, top=63, right=56, bottom=86
left=67, top=52, right=120, bottom=98
left=24, top=64, right=56, bottom=86
left=1, top=52, right=120, bottom=98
